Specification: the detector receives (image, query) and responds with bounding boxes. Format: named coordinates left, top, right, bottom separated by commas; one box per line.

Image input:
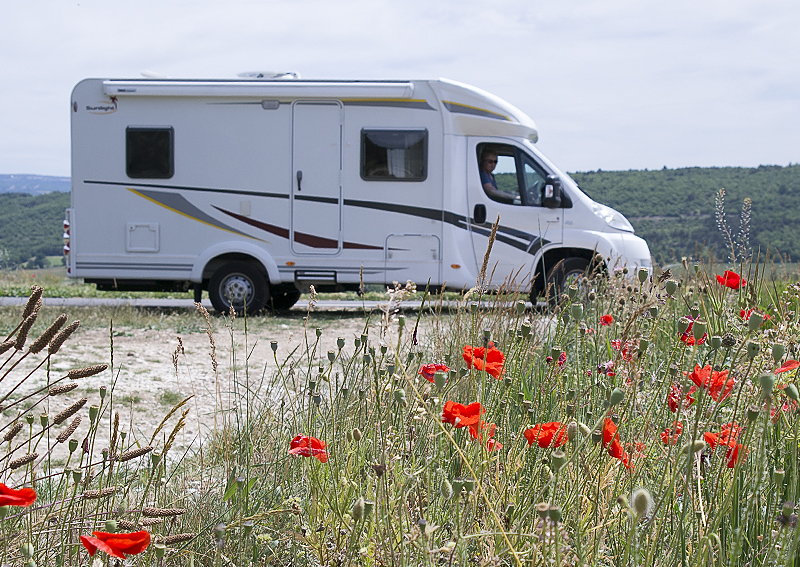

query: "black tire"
left=544, top=257, right=590, bottom=306
left=208, top=261, right=269, bottom=315
left=269, top=286, right=302, bottom=311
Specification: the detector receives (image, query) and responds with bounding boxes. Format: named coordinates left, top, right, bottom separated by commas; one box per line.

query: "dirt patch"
left=4, top=312, right=372, bottom=468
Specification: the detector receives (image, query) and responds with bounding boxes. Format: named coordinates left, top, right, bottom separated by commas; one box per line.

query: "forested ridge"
left=570, top=164, right=800, bottom=264
left=0, top=164, right=797, bottom=269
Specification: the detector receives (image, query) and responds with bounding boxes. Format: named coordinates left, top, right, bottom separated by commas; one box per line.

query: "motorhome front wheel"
left=545, top=257, right=590, bottom=306
left=209, top=261, right=269, bottom=315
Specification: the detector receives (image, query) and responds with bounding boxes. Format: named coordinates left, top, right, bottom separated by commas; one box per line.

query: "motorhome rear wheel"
left=209, top=261, right=269, bottom=315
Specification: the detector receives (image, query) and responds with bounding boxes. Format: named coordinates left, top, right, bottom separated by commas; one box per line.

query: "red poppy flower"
left=716, top=270, right=745, bottom=289
left=418, top=362, right=450, bottom=383
left=776, top=360, right=800, bottom=374
left=740, top=309, right=770, bottom=324
left=0, top=483, right=36, bottom=507
left=610, top=340, right=635, bottom=361
left=621, top=442, right=646, bottom=469
left=703, top=422, right=741, bottom=450
left=600, top=314, right=614, bottom=326
left=557, top=351, right=567, bottom=368
left=470, top=421, right=502, bottom=450
left=660, top=421, right=683, bottom=445
left=602, top=418, right=625, bottom=460
left=725, top=443, right=746, bottom=468
left=687, top=365, right=734, bottom=402
left=80, top=531, right=151, bottom=559
left=288, top=435, right=329, bottom=463
left=442, top=401, right=484, bottom=432
left=524, top=422, right=568, bottom=448
left=667, top=383, right=696, bottom=412
left=463, top=343, right=505, bottom=378
left=486, top=438, right=503, bottom=451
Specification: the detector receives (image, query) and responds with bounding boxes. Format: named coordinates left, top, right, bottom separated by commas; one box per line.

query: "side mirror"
left=542, top=175, right=562, bottom=209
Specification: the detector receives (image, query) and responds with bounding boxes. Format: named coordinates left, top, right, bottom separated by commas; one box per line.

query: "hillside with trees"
left=569, top=164, right=800, bottom=264
left=0, top=165, right=798, bottom=269
left=0, top=192, right=70, bottom=268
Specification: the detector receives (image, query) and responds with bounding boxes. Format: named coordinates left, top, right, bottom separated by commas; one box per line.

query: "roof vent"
left=237, top=71, right=300, bottom=80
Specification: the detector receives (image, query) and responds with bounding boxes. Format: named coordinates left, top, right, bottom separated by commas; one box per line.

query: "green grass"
left=1, top=262, right=800, bottom=566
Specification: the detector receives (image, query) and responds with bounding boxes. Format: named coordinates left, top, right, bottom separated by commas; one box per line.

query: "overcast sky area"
left=2, top=0, right=798, bottom=177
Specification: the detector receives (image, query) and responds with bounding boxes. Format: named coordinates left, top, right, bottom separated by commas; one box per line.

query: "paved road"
left=0, top=296, right=434, bottom=312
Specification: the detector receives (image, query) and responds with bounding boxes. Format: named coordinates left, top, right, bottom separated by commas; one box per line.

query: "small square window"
left=361, top=129, right=427, bottom=181
left=126, top=127, right=174, bottom=179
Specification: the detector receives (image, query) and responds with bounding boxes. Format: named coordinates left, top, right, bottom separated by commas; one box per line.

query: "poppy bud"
left=747, top=341, right=760, bottom=360
left=709, top=335, right=722, bottom=350
left=746, top=312, right=763, bottom=332
left=772, top=344, right=785, bottom=364
left=786, top=384, right=799, bottom=402
left=462, top=478, right=475, bottom=493
left=638, top=339, right=649, bottom=356
left=327, top=350, right=336, bottom=363
left=561, top=311, right=570, bottom=324
left=567, top=421, right=578, bottom=441
left=570, top=303, right=584, bottom=321
left=393, top=389, right=406, bottom=403
left=568, top=285, right=578, bottom=300
left=747, top=405, right=760, bottom=422
left=270, top=340, right=278, bottom=352
left=638, top=267, right=649, bottom=284
left=352, top=497, right=365, bottom=522
left=397, top=315, right=406, bottom=328
left=451, top=478, right=464, bottom=496
left=20, top=543, right=35, bottom=560
left=608, top=388, right=625, bottom=407
left=88, top=405, right=99, bottom=424
left=314, top=328, right=322, bottom=338
left=759, top=372, right=775, bottom=396
left=649, top=306, right=658, bottom=318
left=692, top=320, right=706, bottom=341
left=690, top=305, right=700, bottom=319
left=105, top=520, right=117, bottom=533
left=440, top=479, right=453, bottom=500
left=516, top=300, right=526, bottom=314
left=214, top=523, right=226, bottom=540
left=665, top=280, right=678, bottom=296
left=550, top=450, right=567, bottom=472
left=154, top=543, right=166, bottom=559
left=363, top=500, right=374, bottom=518
left=774, top=469, right=785, bottom=487
left=588, top=290, right=597, bottom=302
left=631, top=488, right=653, bottom=518
left=677, top=317, right=691, bottom=335
left=434, top=372, right=447, bottom=389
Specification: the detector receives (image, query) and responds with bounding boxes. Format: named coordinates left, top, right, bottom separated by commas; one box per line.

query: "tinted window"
left=126, top=127, right=174, bottom=179
left=361, top=129, right=427, bottom=181
left=477, top=143, right=549, bottom=207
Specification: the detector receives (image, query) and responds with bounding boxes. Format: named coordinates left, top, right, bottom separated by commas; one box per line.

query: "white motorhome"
left=66, top=77, right=652, bottom=313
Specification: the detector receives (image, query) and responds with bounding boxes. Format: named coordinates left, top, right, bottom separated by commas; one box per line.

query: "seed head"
left=49, top=383, right=78, bottom=397
left=67, top=364, right=108, bottom=379
left=52, top=398, right=88, bottom=426
left=118, top=446, right=154, bottom=462
left=48, top=321, right=81, bottom=355
left=142, top=507, right=185, bottom=517
left=56, top=416, right=82, bottom=443
left=14, top=313, right=38, bottom=351
left=3, top=422, right=23, bottom=444
left=9, top=452, right=38, bottom=470
left=82, top=486, right=117, bottom=500
left=22, top=286, right=43, bottom=320
left=163, top=533, right=196, bottom=545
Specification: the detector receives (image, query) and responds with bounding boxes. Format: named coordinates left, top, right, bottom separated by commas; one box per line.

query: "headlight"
left=592, top=203, right=634, bottom=233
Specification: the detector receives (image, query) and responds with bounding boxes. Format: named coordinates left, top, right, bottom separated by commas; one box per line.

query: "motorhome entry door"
left=291, top=101, right=343, bottom=254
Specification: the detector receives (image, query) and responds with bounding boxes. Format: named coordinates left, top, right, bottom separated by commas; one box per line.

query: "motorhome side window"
left=126, top=127, right=174, bottom=179
left=361, top=129, right=427, bottom=181
left=477, top=143, right=548, bottom=207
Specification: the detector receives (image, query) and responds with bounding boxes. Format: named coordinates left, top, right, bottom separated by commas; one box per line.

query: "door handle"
left=296, top=170, right=303, bottom=191
left=473, top=204, right=486, bottom=224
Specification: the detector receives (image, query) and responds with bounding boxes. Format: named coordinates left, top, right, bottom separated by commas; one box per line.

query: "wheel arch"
left=191, top=242, right=281, bottom=284
left=531, top=247, right=606, bottom=296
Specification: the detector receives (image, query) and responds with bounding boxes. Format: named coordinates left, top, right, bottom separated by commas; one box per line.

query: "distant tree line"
left=0, top=164, right=797, bottom=269
left=569, top=164, right=800, bottom=264
left=0, top=193, right=70, bottom=268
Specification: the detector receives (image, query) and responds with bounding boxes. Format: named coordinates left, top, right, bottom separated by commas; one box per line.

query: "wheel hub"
left=222, top=274, right=253, bottom=307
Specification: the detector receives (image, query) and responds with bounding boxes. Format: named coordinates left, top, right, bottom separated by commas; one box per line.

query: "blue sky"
left=2, top=0, right=798, bottom=176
